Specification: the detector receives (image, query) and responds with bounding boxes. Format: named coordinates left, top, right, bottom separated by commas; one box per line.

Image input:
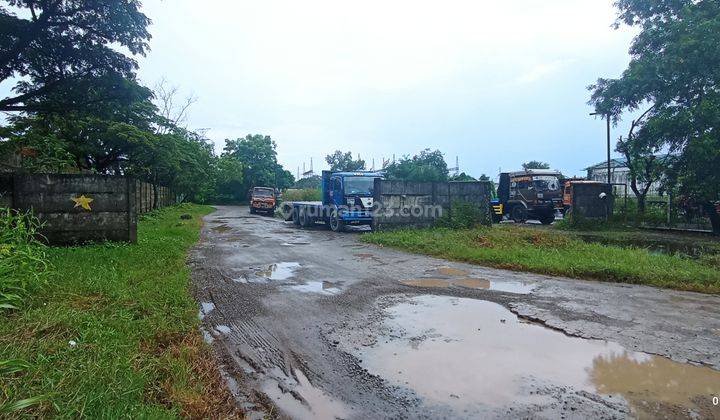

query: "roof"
left=507, top=169, right=562, bottom=177
left=585, top=154, right=673, bottom=171
left=331, top=171, right=385, bottom=177
left=584, top=158, right=629, bottom=171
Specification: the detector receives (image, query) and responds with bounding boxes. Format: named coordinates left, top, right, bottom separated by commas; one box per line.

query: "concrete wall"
left=372, top=180, right=492, bottom=230
left=2, top=174, right=177, bottom=245
left=135, top=181, right=175, bottom=214
left=572, top=183, right=614, bottom=219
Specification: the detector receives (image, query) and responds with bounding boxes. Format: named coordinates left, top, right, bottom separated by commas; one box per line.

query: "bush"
left=436, top=201, right=489, bottom=229
left=0, top=209, right=49, bottom=311
left=281, top=188, right=321, bottom=202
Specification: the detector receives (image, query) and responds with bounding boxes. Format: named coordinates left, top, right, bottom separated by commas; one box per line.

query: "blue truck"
left=287, top=170, right=385, bottom=232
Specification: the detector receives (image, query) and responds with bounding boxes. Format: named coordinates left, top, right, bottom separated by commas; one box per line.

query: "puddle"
left=402, top=278, right=535, bottom=294
left=282, top=242, right=310, bottom=246
left=262, top=368, right=348, bottom=420
left=287, top=281, right=341, bottom=295
left=198, top=302, right=215, bottom=320
left=255, top=262, right=301, bottom=280
left=212, top=224, right=231, bottom=233
left=215, top=325, right=232, bottom=335
left=357, top=295, right=720, bottom=418
left=401, top=278, right=451, bottom=288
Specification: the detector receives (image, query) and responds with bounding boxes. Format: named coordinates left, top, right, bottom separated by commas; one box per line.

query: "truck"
left=561, top=179, right=604, bottom=218
left=490, top=169, right=563, bottom=225
left=287, top=170, right=385, bottom=232
left=249, top=186, right=277, bottom=215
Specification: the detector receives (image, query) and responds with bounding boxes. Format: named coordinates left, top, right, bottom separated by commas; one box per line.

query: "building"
left=585, top=158, right=662, bottom=196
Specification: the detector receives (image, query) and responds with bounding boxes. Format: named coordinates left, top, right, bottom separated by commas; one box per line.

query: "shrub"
left=281, top=188, right=321, bottom=202
left=0, top=209, right=49, bottom=311
left=436, top=201, right=489, bottom=229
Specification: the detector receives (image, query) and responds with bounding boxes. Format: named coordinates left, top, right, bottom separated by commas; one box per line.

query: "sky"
left=7, top=0, right=641, bottom=180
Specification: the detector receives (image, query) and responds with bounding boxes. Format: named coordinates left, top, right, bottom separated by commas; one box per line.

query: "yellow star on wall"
left=71, top=195, right=94, bottom=211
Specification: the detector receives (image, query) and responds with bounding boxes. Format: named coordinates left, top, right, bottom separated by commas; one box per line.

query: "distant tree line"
left=589, top=0, right=720, bottom=233
left=0, top=0, right=293, bottom=203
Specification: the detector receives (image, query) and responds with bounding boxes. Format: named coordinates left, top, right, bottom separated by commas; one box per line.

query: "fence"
left=0, top=174, right=177, bottom=245
left=638, top=196, right=716, bottom=232
left=372, top=180, right=493, bottom=230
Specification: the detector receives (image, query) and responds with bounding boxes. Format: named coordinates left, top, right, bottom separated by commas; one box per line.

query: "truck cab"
left=323, top=171, right=383, bottom=231
left=491, top=169, right=563, bottom=225
left=250, top=187, right=277, bottom=215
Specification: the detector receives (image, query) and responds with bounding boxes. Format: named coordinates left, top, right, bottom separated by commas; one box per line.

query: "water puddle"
left=255, top=262, right=301, bottom=280
left=198, top=302, right=215, bottom=320
left=287, top=281, right=341, bottom=295
left=212, top=224, right=232, bottom=233
left=214, top=325, right=232, bottom=335
left=401, top=278, right=451, bottom=288
left=402, top=278, right=535, bottom=294
left=262, top=368, right=348, bottom=420
left=357, top=295, right=720, bottom=418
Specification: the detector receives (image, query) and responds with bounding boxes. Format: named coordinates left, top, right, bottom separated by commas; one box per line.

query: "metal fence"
left=616, top=194, right=715, bottom=232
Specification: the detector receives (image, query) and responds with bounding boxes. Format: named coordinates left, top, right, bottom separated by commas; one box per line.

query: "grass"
left=0, top=204, right=241, bottom=418
left=362, top=224, right=720, bottom=293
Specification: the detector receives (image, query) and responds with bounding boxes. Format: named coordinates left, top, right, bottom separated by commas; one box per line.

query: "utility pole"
left=590, top=112, right=612, bottom=186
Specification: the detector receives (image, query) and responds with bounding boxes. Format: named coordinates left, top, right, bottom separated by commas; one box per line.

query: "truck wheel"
left=299, top=207, right=313, bottom=228
left=329, top=209, right=345, bottom=232
left=511, top=206, right=527, bottom=224
left=292, top=208, right=301, bottom=226
left=539, top=213, right=555, bottom=225
left=250, top=207, right=256, bottom=214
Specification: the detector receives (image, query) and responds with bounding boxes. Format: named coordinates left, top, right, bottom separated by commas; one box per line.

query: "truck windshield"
left=532, top=176, right=559, bottom=191
left=344, top=177, right=375, bottom=195
left=253, top=189, right=274, bottom=197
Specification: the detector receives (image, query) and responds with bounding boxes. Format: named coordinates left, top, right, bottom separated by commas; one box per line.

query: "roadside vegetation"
left=0, top=204, right=240, bottom=418
left=362, top=224, right=720, bottom=294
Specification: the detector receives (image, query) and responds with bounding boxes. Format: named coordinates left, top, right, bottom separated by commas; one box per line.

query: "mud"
left=190, top=206, right=720, bottom=419
left=351, top=295, right=720, bottom=419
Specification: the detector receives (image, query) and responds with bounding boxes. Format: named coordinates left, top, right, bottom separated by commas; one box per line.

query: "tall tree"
left=325, top=150, right=365, bottom=172
left=589, top=0, right=720, bottom=234
left=384, top=149, right=449, bottom=182
left=223, top=134, right=294, bottom=197
left=0, top=0, right=151, bottom=113
left=522, top=161, right=550, bottom=170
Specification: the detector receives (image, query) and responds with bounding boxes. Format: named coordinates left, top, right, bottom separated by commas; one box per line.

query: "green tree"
left=325, top=150, right=365, bottom=172
left=293, top=175, right=321, bottom=190
left=0, top=0, right=151, bottom=113
left=385, top=149, right=449, bottom=182
left=223, top=134, right=294, bottom=198
left=522, top=161, right=550, bottom=170
left=589, top=0, right=720, bottom=233
left=449, top=172, right=476, bottom=181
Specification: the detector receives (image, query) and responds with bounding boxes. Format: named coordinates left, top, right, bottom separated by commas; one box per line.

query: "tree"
left=223, top=134, right=294, bottom=197
left=449, top=172, right=476, bottom=181
left=293, top=175, right=321, bottom=190
left=384, top=149, right=449, bottom=182
left=589, top=0, right=720, bottom=234
left=0, top=0, right=151, bottom=113
left=522, top=161, right=550, bottom=170
left=325, top=150, right=365, bottom=172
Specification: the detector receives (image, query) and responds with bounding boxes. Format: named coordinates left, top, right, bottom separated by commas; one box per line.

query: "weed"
left=362, top=224, right=720, bottom=293
left=0, top=205, right=241, bottom=418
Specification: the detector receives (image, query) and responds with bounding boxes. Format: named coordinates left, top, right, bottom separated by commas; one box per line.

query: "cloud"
left=514, top=59, right=578, bottom=85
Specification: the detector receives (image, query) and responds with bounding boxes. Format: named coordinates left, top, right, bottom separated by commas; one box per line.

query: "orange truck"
left=562, top=180, right=604, bottom=216
left=249, top=187, right=277, bottom=215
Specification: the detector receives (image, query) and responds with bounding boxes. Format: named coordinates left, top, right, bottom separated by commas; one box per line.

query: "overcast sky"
left=35, top=1, right=644, bottom=179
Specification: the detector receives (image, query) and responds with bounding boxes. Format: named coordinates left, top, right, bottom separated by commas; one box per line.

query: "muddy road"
left=190, top=206, right=720, bottom=419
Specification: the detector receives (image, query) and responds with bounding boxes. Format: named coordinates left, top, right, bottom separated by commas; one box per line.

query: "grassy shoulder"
left=0, top=204, right=240, bottom=418
left=361, top=224, right=720, bottom=294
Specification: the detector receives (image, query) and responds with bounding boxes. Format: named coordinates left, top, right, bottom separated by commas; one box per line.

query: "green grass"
left=362, top=225, right=720, bottom=293
left=0, top=204, right=240, bottom=418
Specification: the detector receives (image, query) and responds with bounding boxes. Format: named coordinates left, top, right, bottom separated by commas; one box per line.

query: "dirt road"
left=190, top=206, right=720, bottom=419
